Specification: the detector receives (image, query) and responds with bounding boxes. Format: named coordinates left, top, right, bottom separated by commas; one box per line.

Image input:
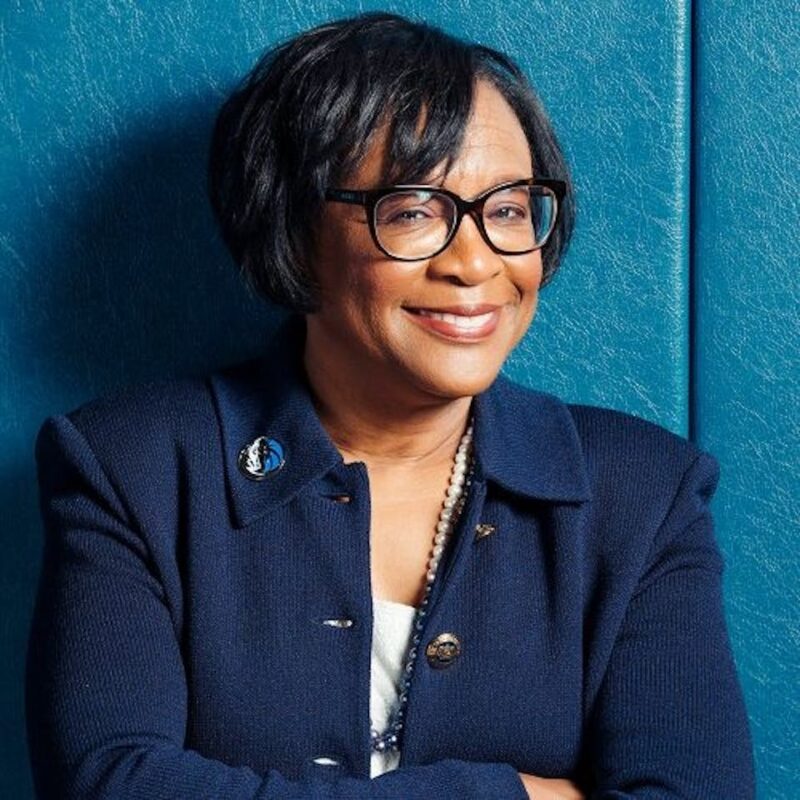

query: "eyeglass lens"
left=373, top=185, right=556, bottom=259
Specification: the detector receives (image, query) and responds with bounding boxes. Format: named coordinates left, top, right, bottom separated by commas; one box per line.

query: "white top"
left=369, top=598, right=417, bottom=778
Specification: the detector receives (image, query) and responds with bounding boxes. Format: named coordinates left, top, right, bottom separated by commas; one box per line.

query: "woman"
left=26, top=12, right=755, bottom=799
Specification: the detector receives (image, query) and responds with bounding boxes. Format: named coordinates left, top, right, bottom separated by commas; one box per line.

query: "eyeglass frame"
left=324, top=177, right=566, bottom=261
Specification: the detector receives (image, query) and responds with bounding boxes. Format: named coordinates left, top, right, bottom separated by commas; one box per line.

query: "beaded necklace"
left=370, top=418, right=475, bottom=754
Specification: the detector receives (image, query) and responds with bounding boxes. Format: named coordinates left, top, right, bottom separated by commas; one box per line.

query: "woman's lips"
left=403, top=305, right=502, bottom=341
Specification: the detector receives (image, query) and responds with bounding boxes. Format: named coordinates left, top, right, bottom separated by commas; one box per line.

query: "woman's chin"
left=404, top=356, right=504, bottom=401
left=394, top=305, right=531, bottom=398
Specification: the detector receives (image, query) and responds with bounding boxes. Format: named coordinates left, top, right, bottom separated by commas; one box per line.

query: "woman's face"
left=306, top=79, right=543, bottom=402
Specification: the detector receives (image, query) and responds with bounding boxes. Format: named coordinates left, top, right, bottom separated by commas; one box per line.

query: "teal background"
left=1, top=2, right=796, bottom=797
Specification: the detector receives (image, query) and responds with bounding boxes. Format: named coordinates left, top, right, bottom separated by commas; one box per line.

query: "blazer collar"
left=210, top=315, right=591, bottom=529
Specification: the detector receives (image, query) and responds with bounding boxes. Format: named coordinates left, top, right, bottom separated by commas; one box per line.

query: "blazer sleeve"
left=583, top=451, right=756, bottom=799
left=26, top=413, right=527, bottom=800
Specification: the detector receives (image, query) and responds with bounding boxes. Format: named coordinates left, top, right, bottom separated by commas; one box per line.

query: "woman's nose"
left=426, top=213, right=503, bottom=285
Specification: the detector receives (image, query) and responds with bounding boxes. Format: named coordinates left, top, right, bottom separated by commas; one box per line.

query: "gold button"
left=474, top=523, right=496, bottom=540
left=331, top=494, right=352, bottom=504
left=426, top=633, right=462, bottom=668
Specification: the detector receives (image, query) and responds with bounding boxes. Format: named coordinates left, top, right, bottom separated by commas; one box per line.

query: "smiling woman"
left=26, top=11, right=754, bottom=800
left=308, top=80, right=544, bottom=408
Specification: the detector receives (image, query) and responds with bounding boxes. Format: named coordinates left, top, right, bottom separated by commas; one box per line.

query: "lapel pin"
left=474, top=522, right=497, bottom=541
left=238, top=436, right=286, bottom=481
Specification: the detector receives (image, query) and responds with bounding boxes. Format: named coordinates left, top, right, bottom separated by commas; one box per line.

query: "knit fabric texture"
left=26, top=314, right=755, bottom=798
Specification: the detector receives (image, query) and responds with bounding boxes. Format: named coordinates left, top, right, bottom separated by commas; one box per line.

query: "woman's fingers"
left=518, top=772, right=586, bottom=800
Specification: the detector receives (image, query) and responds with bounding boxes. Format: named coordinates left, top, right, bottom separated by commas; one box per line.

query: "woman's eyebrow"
left=388, top=174, right=532, bottom=191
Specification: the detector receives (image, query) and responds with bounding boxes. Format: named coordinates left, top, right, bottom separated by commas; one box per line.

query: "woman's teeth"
left=414, top=309, right=495, bottom=328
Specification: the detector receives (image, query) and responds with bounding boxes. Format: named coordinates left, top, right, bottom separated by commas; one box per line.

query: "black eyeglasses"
left=324, top=178, right=564, bottom=261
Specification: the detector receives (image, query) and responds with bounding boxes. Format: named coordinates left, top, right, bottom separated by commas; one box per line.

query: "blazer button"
left=311, top=755, right=342, bottom=766
left=321, top=617, right=354, bottom=628
left=425, top=632, right=462, bottom=669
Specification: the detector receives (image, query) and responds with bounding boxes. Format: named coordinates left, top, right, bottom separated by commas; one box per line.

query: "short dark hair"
left=208, top=11, right=575, bottom=313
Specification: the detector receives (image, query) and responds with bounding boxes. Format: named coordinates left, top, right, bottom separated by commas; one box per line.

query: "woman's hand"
left=518, top=772, right=586, bottom=799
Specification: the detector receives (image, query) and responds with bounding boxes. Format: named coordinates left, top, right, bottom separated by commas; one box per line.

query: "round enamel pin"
left=237, top=436, right=286, bottom=480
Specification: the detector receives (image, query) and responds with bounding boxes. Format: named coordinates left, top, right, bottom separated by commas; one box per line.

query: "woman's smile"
left=402, top=303, right=503, bottom=341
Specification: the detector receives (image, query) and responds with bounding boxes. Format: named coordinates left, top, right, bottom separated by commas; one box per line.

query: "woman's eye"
left=488, top=204, right=528, bottom=222
left=399, top=208, right=429, bottom=221
left=382, top=207, right=435, bottom=225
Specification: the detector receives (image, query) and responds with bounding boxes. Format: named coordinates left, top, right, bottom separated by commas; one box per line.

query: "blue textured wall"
left=1, top=2, right=796, bottom=797
left=692, top=2, right=800, bottom=796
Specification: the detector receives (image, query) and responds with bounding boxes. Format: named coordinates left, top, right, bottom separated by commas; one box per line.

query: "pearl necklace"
left=370, top=418, right=475, bottom=754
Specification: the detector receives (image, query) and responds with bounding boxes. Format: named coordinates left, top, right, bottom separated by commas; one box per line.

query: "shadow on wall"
left=2, top=89, right=285, bottom=799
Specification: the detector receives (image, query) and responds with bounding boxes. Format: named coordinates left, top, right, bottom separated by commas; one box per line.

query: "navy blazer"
left=27, top=315, right=755, bottom=799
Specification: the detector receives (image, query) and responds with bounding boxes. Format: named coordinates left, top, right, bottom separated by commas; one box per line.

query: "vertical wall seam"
left=688, top=0, right=699, bottom=443
left=675, top=0, right=693, bottom=439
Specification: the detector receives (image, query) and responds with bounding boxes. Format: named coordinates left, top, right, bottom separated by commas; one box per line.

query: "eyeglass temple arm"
left=324, top=189, right=367, bottom=204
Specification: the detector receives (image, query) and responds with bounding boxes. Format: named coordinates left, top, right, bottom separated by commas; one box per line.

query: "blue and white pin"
left=238, top=435, right=286, bottom=480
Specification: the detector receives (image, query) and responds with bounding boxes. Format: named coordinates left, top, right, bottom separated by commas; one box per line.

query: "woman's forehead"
left=344, top=81, right=532, bottom=190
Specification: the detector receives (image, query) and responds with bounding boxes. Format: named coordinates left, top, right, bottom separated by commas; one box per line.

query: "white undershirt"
left=369, top=598, right=417, bottom=778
